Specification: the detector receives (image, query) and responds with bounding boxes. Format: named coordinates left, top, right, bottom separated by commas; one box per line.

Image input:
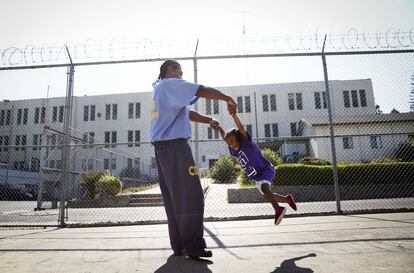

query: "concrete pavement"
left=0, top=212, right=413, bottom=273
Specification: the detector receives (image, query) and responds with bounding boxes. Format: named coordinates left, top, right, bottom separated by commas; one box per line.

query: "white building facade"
left=3, top=78, right=408, bottom=179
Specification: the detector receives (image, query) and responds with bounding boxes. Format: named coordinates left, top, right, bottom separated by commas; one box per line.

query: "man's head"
left=158, top=59, right=183, bottom=80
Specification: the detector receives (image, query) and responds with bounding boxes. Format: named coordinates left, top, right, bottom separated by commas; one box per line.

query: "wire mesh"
left=0, top=34, right=413, bottom=227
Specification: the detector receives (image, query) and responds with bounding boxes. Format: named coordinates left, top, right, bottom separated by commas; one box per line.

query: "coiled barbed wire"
left=1, top=28, right=413, bottom=67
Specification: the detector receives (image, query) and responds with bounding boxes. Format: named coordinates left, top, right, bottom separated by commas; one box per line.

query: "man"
left=150, top=59, right=236, bottom=259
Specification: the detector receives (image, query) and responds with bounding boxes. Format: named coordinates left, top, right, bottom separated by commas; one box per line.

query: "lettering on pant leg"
left=188, top=165, right=199, bottom=176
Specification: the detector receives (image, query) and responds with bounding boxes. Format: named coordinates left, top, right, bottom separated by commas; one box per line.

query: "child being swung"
left=214, top=113, right=297, bottom=225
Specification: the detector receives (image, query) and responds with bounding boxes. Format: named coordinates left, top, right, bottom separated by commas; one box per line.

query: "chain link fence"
left=1, top=32, right=414, bottom=227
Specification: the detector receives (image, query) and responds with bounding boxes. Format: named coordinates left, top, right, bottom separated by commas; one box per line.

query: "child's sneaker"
left=287, top=194, right=297, bottom=211
left=274, top=206, right=286, bottom=225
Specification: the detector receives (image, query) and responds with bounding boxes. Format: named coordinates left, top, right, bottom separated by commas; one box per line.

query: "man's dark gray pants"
left=154, top=138, right=207, bottom=253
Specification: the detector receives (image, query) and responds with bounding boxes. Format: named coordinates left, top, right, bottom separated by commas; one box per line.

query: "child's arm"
left=231, top=113, right=249, bottom=138
left=215, top=126, right=230, bottom=146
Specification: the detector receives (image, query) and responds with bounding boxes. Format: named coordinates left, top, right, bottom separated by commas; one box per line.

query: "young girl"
left=215, top=113, right=297, bottom=225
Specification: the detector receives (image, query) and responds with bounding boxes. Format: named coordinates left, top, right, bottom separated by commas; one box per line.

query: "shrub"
left=298, top=157, right=332, bottom=166
left=96, top=175, right=123, bottom=196
left=273, top=162, right=414, bottom=186
left=338, top=161, right=358, bottom=166
left=262, top=148, right=283, bottom=166
left=369, top=157, right=397, bottom=164
left=81, top=171, right=105, bottom=199
left=395, top=141, right=414, bottom=162
left=210, top=155, right=238, bottom=183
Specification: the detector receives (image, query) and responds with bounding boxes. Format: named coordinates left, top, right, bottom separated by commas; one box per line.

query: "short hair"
left=157, top=59, right=181, bottom=81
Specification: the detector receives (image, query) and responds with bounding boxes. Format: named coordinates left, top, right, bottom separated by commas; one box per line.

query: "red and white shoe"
left=287, top=194, right=297, bottom=211
left=274, top=206, right=286, bottom=225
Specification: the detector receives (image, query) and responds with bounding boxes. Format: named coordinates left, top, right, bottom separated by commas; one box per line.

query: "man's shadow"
left=154, top=255, right=213, bottom=273
left=271, top=253, right=317, bottom=273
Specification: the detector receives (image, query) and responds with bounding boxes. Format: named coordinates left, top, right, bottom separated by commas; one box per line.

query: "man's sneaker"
left=187, top=249, right=213, bottom=258
left=287, top=194, right=297, bottom=211
left=274, top=206, right=286, bottom=225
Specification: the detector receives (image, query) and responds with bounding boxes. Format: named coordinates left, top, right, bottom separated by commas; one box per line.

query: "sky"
left=0, top=0, right=413, bottom=112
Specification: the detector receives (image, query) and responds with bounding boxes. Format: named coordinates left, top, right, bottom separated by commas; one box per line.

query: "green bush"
left=273, top=162, right=414, bottom=186
left=210, top=155, right=238, bottom=183
left=298, top=157, right=332, bottom=166
left=96, top=175, right=123, bottom=196
left=81, top=171, right=105, bottom=199
left=369, top=157, right=397, bottom=164
left=262, top=148, right=283, bottom=166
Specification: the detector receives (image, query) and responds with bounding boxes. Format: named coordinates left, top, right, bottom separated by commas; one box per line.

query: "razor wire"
left=1, top=28, right=414, bottom=67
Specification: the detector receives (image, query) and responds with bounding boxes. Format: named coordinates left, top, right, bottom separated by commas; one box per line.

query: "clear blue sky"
left=0, top=0, right=413, bottom=112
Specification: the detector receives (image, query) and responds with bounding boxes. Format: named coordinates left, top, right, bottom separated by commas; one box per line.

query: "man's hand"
left=227, top=97, right=237, bottom=115
left=209, top=118, right=220, bottom=130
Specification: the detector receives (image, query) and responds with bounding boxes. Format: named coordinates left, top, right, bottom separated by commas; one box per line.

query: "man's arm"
left=196, top=85, right=236, bottom=114
left=232, top=113, right=248, bottom=138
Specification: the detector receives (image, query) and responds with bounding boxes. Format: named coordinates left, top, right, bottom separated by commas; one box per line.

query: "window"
left=351, top=90, right=359, bottom=107
left=214, top=129, right=219, bottom=139
left=82, top=133, right=88, bottom=149
left=83, top=106, right=89, bottom=121
left=245, top=96, right=251, bottom=113
left=105, top=104, right=111, bottom=120
left=30, top=158, right=40, bottom=172
left=21, top=135, right=26, bottom=151
left=359, top=90, right=367, bottom=107
left=237, top=97, right=243, bottom=113
left=15, top=135, right=21, bottom=151
left=370, top=136, right=383, bottom=149
left=264, top=124, right=271, bottom=138
left=246, top=124, right=253, bottom=136
left=56, top=135, right=63, bottom=150
left=262, top=95, right=269, bottom=112
left=288, top=94, right=295, bottom=110
left=270, top=94, right=277, bottom=111
left=104, top=131, right=117, bottom=148
left=151, top=157, right=156, bottom=169
left=52, top=106, right=58, bottom=122
left=88, top=132, right=95, bottom=149
left=111, top=158, right=116, bottom=170
left=127, top=130, right=140, bottom=147
left=128, top=103, right=134, bottom=119
left=34, top=107, right=40, bottom=124
left=3, top=136, right=9, bottom=152
left=128, top=130, right=133, bottom=147
left=315, top=92, right=327, bottom=109
left=134, top=158, right=140, bottom=170
left=17, top=109, right=22, bottom=125
left=32, top=134, right=41, bottom=151
left=342, top=137, right=354, bottom=149
left=5, top=110, right=11, bottom=125
left=104, top=131, right=110, bottom=148
left=207, top=128, right=213, bottom=140
left=23, top=108, right=28, bottom=124
left=59, top=106, right=64, bottom=123
left=206, top=99, right=212, bottom=115
left=0, top=110, right=4, bottom=126
left=56, top=160, right=63, bottom=170
left=49, top=160, right=56, bottom=169
left=213, top=100, right=219, bottom=114
left=82, top=132, right=94, bottom=149
left=322, top=92, right=327, bottom=109
left=104, top=159, right=109, bottom=170
left=105, top=104, right=117, bottom=120
left=296, top=93, right=303, bottom=110
left=314, top=92, right=321, bottom=109
left=343, top=91, right=350, bottom=108
left=272, top=123, right=279, bottom=137
left=0, top=136, right=3, bottom=153
left=127, top=158, right=133, bottom=169
left=40, top=107, right=46, bottom=123
left=50, top=134, right=56, bottom=150
left=135, top=103, right=141, bottom=119
left=134, top=130, right=140, bottom=147
left=112, top=104, right=117, bottom=120
left=90, top=105, right=95, bottom=121
left=290, top=123, right=299, bottom=136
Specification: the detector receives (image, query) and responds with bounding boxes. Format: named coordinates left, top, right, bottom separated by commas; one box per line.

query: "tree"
left=410, top=72, right=414, bottom=112
left=375, top=104, right=383, bottom=114
left=391, top=108, right=400, bottom=114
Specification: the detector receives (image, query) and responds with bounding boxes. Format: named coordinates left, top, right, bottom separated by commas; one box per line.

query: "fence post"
left=321, top=35, right=341, bottom=214
left=193, top=39, right=200, bottom=166
left=59, top=48, right=75, bottom=227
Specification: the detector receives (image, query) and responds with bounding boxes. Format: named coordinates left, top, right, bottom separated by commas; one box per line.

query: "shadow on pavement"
left=271, top=253, right=316, bottom=273
left=154, top=255, right=213, bottom=273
